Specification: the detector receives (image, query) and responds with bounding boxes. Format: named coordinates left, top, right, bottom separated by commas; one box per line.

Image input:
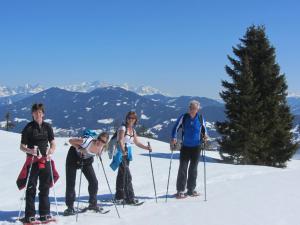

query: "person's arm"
left=133, top=134, right=152, bottom=151
left=47, top=125, right=56, bottom=156
left=47, top=140, right=56, bottom=155
left=20, top=143, right=37, bottom=155
left=69, top=138, right=84, bottom=149
left=20, top=125, right=37, bottom=155
left=170, top=114, right=184, bottom=146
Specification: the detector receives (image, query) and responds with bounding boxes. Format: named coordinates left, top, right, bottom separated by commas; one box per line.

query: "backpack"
left=83, top=129, right=98, bottom=139
left=107, top=125, right=135, bottom=159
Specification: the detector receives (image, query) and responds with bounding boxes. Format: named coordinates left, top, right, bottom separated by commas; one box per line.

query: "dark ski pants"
left=176, top=145, right=201, bottom=193
left=115, top=158, right=135, bottom=201
left=65, top=147, right=98, bottom=208
left=25, top=162, right=51, bottom=218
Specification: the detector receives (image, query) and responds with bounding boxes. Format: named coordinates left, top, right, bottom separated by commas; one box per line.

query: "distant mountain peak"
left=0, top=84, right=44, bottom=97
left=288, top=92, right=300, bottom=98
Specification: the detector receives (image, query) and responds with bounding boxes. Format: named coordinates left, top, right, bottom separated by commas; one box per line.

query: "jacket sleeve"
left=171, top=114, right=184, bottom=139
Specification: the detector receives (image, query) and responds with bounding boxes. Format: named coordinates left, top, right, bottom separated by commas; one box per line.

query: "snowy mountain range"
left=0, top=82, right=166, bottom=100
left=0, top=83, right=299, bottom=143
left=0, top=86, right=224, bottom=142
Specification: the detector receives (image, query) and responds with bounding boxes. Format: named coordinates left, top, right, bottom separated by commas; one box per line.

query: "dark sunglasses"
left=127, top=117, right=136, bottom=120
left=99, top=139, right=107, bottom=144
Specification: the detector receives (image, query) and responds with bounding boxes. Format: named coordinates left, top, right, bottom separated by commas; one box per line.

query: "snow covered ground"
left=0, top=130, right=299, bottom=225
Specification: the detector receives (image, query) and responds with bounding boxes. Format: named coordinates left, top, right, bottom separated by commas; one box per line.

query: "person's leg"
left=65, top=147, right=78, bottom=209
left=124, top=161, right=135, bottom=201
left=187, top=147, right=201, bottom=193
left=176, top=147, right=190, bottom=193
left=115, top=160, right=126, bottom=200
left=25, top=163, right=39, bottom=219
left=38, top=161, right=51, bottom=216
left=82, top=164, right=98, bottom=206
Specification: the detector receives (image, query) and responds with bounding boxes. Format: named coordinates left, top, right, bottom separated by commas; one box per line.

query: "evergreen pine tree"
left=217, top=25, right=298, bottom=167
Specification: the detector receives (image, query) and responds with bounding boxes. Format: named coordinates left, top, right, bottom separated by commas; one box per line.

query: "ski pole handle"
left=147, top=142, right=152, bottom=152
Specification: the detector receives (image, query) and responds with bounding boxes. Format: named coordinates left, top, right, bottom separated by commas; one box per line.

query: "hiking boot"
left=114, top=198, right=125, bottom=204
left=20, top=216, right=39, bottom=224
left=186, top=190, right=200, bottom=197
left=63, top=207, right=76, bottom=216
left=87, top=204, right=103, bottom=211
left=39, top=215, right=55, bottom=223
left=125, top=199, right=139, bottom=205
left=175, top=192, right=187, bottom=199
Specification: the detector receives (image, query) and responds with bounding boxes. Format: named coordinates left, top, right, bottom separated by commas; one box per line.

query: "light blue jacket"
left=110, top=146, right=133, bottom=171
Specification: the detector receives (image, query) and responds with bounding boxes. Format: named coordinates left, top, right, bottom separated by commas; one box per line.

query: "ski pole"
left=48, top=155, right=59, bottom=216
left=202, top=143, right=207, bottom=201
left=98, top=155, right=120, bottom=218
left=148, top=142, right=157, bottom=203
left=165, top=147, right=174, bottom=203
left=76, top=158, right=84, bottom=222
left=122, top=156, right=127, bottom=208
left=18, top=153, right=35, bottom=220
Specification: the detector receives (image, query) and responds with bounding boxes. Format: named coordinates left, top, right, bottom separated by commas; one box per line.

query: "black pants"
left=115, top=158, right=135, bottom=201
left=176, top=145, right=201, bottom=192
left=25, top=161, right=51, bottom=218
left=65, top=147, right=98, bottom=208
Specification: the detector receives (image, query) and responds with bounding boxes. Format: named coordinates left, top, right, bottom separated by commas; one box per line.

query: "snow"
left=103, top=102, right=108, bottom=106
left=170, top=118, right=177, bottom=122
left=44, top=119, right=52, bottom=124
left=152, top=124, right=163, bottom=131
left=0, top=130, right=299, bottom=225
left=0, top=121, right=6, bottom=128
left=0, top=84, right=44, bottom=97
left=166, top=105, right=176, bottom=108
left=88, top=97, right=95, bottom=103
left=205, top=122, right=216, bottom=131
left=85, top=107, right=92, bottom=112
left=151, top=99, right=160, bottom=102
left=116, top=103, right=121, bottom=106
left=97, top=119, right=114, bottom=124
left=141, top=114, right=150, bottom=120
left=14, top=118, right=30, bottom=123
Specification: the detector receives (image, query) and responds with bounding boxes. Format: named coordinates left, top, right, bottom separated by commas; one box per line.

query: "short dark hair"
left=31, top=103, right=45, bottom=113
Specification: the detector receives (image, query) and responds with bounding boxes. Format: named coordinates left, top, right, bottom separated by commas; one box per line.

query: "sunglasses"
left=99, top=139, right=107, bottom=144
left=127, top=117, right=136, bottom=120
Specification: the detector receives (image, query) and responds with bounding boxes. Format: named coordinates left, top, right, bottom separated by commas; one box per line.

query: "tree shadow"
left=140, top=152, right=224, bottom=164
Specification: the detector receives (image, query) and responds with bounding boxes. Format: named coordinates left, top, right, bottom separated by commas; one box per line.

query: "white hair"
left=189, top=100, right=201, bottom=110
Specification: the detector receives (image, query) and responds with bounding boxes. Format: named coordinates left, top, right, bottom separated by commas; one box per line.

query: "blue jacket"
left=110, top=146, right=133, bottom=171
left=171, top=113, right=207, bottom=147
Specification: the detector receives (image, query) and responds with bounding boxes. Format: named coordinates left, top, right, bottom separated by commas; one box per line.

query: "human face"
left=189, top=104, right=199, bottom=116
left=97, top=136, right=108, bottom=146
left=127, top=116, right=136, bottom=126
left=32, top=109, right=44, bottom=124
left=99, top=137, right=108, bottom=145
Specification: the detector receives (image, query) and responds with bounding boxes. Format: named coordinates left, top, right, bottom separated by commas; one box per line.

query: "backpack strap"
left=181, top=113, right=204, bottom=140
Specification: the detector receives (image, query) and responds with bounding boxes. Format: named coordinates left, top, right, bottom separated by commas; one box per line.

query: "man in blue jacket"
left=171, top=100, right=208, bottom=198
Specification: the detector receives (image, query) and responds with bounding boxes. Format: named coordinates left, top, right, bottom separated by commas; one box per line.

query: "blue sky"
left=0, top=0, right=299, bottom=98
